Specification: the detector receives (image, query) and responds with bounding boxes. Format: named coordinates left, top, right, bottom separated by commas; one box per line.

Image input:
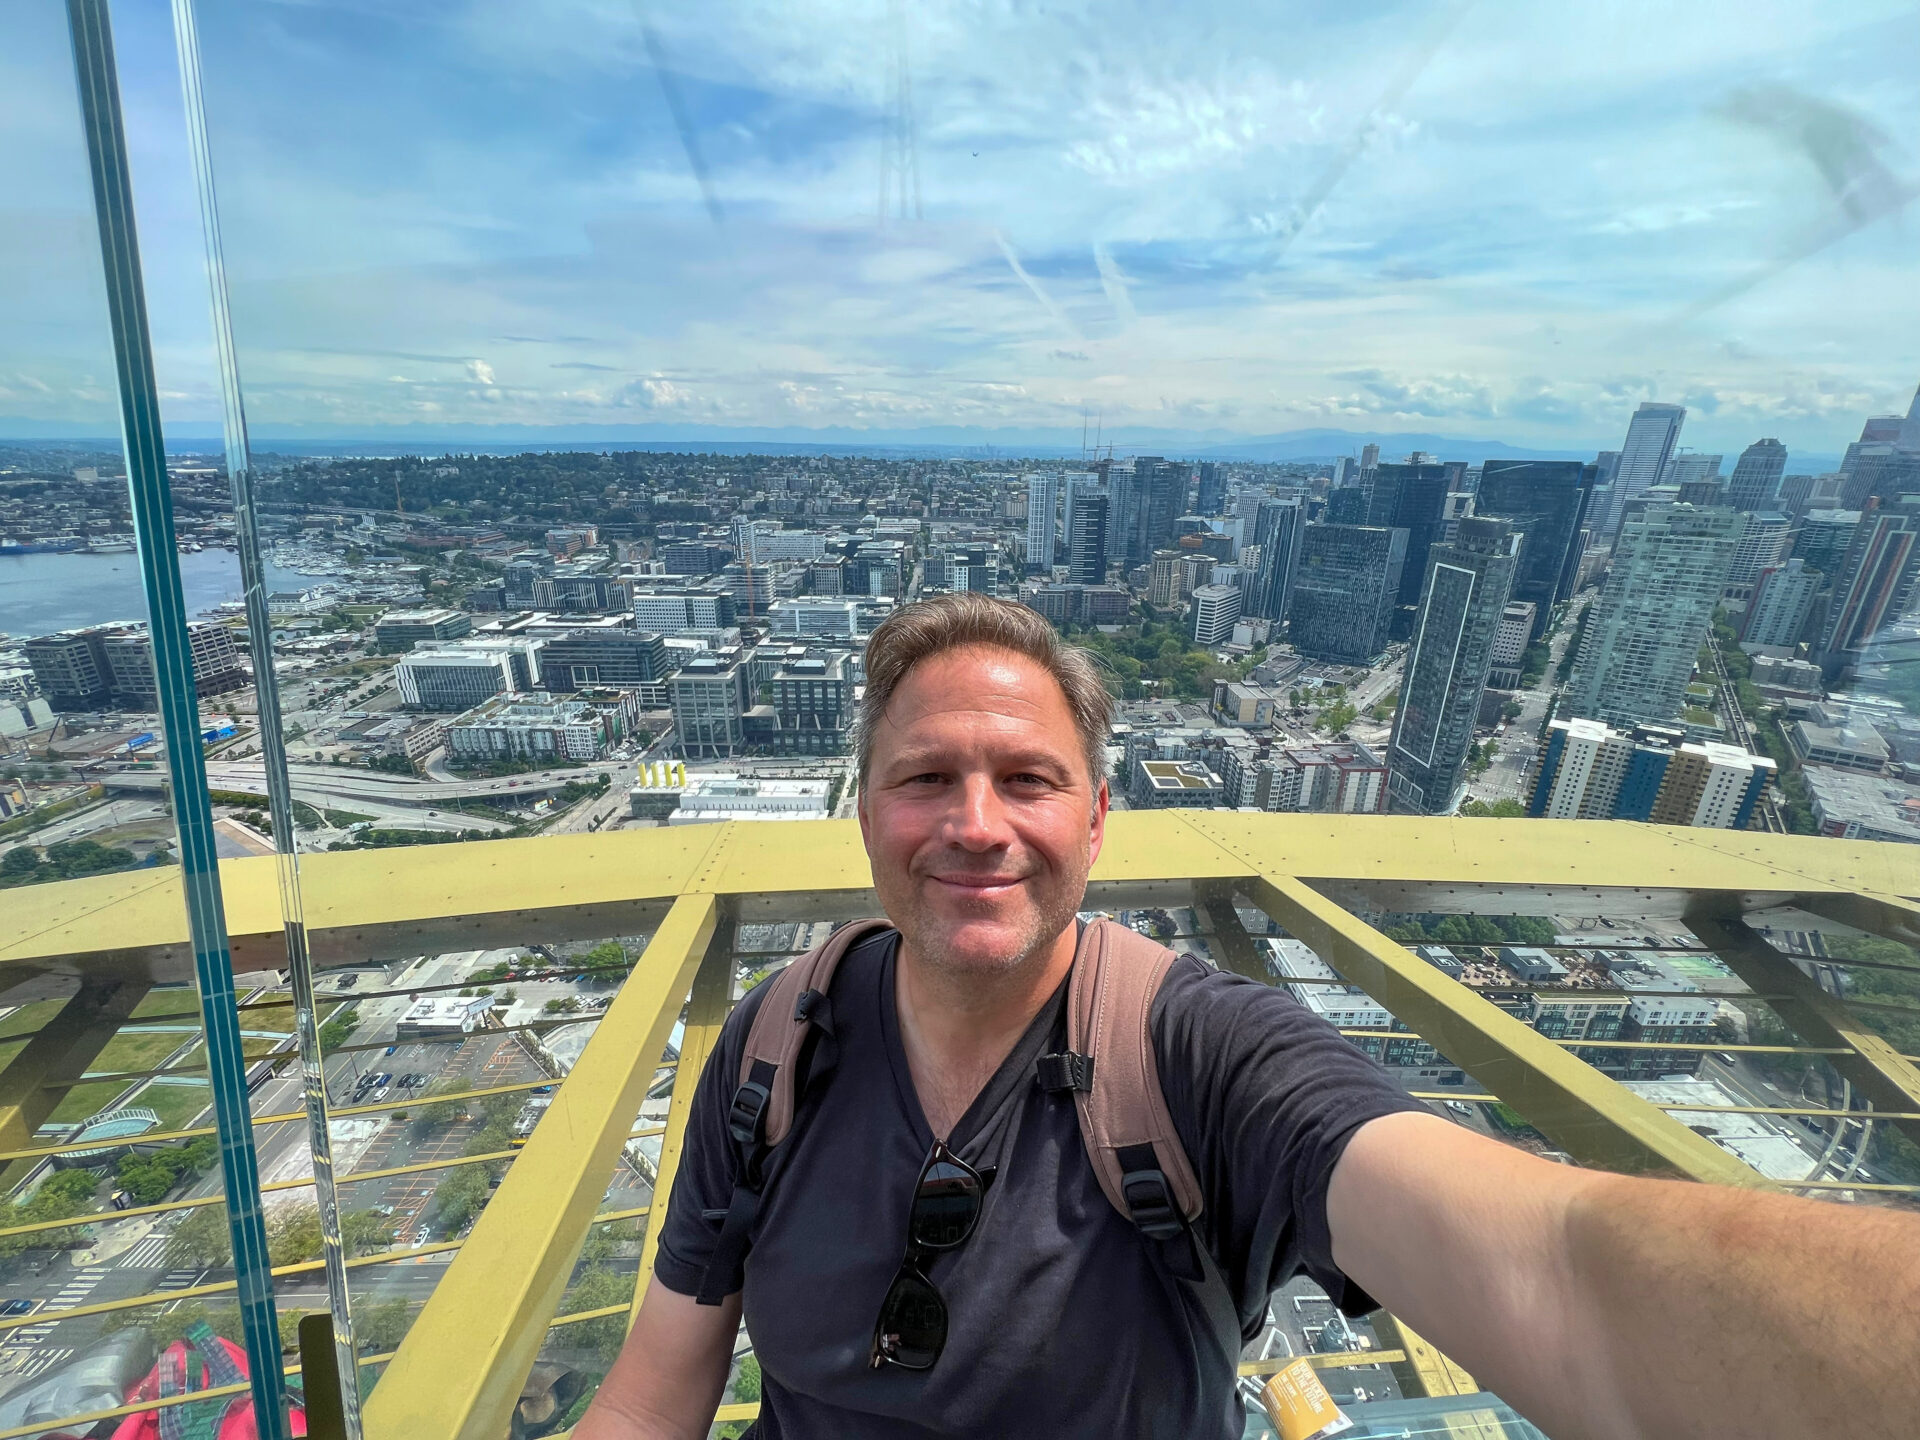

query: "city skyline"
left=4, top=3, right=1920, bottom=456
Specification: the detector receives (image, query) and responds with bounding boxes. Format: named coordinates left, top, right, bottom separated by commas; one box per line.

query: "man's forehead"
left=876, top=646, right=1076, bottom=746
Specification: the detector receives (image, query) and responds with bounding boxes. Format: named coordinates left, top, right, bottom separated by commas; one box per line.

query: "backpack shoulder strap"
left=695, top=917, right=891, bottom=1304
left=1054, top=918, right=1204, bottom=1239
left=733, top=917, right=893, bottom=1146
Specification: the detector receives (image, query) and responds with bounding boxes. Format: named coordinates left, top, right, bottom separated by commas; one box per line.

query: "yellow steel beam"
left=629, top=906, right=734, bottom=1334
left=5, top=816, right=1914, bottom=984
left=0, top=975, right=149, bottom=1152
left=1375, top=1314, right=1479, bottom=1398
left=1787, top=890, right=1920, bottom=949
left=1239, top=869, right=1765, bottom=1186
left=1686, top=910, right=1920, bottom=1149
left=1193, top=884, right=1268, bottom=982
left=365, top=888, right=718, bottom=1440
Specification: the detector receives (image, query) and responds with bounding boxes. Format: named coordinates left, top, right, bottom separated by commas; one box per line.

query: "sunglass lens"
left=910, top=1156, right=980, bottom=1249
left=876, top=1269, right=946, bottom=1370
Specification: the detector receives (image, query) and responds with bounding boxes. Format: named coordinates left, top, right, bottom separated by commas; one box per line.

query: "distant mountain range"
left=4, top=421, right=1841, bottom=472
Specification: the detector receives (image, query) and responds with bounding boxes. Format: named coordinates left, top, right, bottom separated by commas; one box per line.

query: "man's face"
left=858, top=644, right=1108, bottom=978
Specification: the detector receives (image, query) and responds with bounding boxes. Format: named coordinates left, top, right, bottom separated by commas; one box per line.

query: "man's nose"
left=945, top=773, right=1008, bottom=848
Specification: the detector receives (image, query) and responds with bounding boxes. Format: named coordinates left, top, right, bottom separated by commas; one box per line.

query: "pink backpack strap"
left=735, top=918, right=893, bottom=1146
left=1053, top=919, right=1204, bottom=1238
left=695, top=918, right=891, bottom=1304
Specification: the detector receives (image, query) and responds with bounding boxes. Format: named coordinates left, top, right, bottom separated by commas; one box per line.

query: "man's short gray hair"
left=853, top=592, right=1114, bottom=792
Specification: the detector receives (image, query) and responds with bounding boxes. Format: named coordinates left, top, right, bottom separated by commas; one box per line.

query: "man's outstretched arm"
left=574, top=1276, right=741, bottom=1440
left=1327, top=1110, right=1920, bottom=1440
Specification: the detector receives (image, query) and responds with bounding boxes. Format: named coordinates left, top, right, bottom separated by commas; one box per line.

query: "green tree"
left=165, top=1204, right=233, bottom=1268
left=356, top=1298, right=414, bottom=1353
left=431, top=1166, right=492, bottom=1232
left=557, top=1267, right=634, bottom=1364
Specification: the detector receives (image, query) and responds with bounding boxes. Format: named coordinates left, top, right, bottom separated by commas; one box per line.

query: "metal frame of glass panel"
left=4, top=814, right=1913, bottom=1436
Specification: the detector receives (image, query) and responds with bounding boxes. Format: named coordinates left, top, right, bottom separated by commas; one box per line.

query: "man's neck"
left=894, top=923, right=1078, bottom=1139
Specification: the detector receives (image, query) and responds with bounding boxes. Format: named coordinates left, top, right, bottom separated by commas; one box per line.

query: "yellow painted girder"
left=3, top=815, right=1913, bottom=983
left=365, top=888, right=718, bottom=1440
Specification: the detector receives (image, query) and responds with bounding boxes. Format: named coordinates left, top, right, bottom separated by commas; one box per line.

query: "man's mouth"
left=929, top=874, right=1026, bottom=896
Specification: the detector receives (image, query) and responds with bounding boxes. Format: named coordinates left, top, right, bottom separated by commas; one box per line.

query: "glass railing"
left=3, top=2, right=1918, bottom=1438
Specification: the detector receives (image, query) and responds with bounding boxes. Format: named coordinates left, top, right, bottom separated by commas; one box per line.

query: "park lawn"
left=132, top=989, right=206, bottom=1021
left=140, top=1082, right=213, bottom=1131
left=46, top=1079, right=134, bottom=1126
left=90, top=1027, right=194, bottom=1076
left=0, top=999, right=63, bottom=1040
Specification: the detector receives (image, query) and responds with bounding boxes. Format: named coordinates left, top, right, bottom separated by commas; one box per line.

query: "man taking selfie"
left=580, top=592, right=1919, bottom=1440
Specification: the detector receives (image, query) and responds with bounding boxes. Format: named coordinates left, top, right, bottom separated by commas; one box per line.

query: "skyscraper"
left=1740, top=558, right=1822, bottom=651
left=1663, top=451, right=1723, bottom=488
left=1190, top=584, right=1242, bottom=647
left=1195, top=462, right=1225, bottom=516
left=1726, top=439, right=1788, bottom=513
left=1601, top=402, right=1686, bottom=538
left=1724, top=512, right=1792, bottom=600
left=1790, top=508, right=1862, bottom=579
left=1244, top=498, right=1305, bottom=621
left=1387, top=517, right=1521, bottom=815
left=1899, top=381, right=1920, bottom=451
left=1474, top=459, right=1595, bottom=640
left=1287, top=524, right=1407, bottom=664
left=1365, top=462, right=1453, bottom=608
left=1565, top=503, right=1741, bottom=727
left=1139, top=457, right=1186, bottom=560
left=1059, top=471, right=1100, bottom=548
left=1067, top=491, right=1110, bottom=585
left=1816, top=496, right=1920, bottom=682
left=1105, top=462, right=1144, bottom=567
left=1024, top=472, right=1059, bottom=574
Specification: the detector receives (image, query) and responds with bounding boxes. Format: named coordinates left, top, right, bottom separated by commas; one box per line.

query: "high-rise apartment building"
left=1816, top=496, right=1920, bottom=682
left=1566, top=503, right=1741, bottom=727
left=1726, top=439, right=1788, bottom=512
left=1067, top=491, right=1109, bottom=585
left=1601, top=402, right=1686, bottom=538
left=1791, top=509, right=1862, bottom=579
left=1724, top=512, right=1792, bottom=599
left=1244, top=498, right=1305, bottom=621
left=25, top=622, right=245, bottom=712
left=1387, top=518, right=1520, bottom=814
left=1739, top=558, right=1822, bottom=651
left=1287, top=524, right=1407, bottom=664
left=1195, top=462, right=1226, bottom=516
left=1529, top=718, right=1772, bottom=828
left=1474, top=460, right=1595, bottom=641
left=22, top=629, right=114, bottom=711
left=1190, top=584, right=1243, bottom=647
left=1138, top=457, right=1186, bottom=561
left=634, top=587, right=739, bottom=634
left=1365, top=462, right=1452, bottom=609
left=1024, top=472, right=1059, bottom=574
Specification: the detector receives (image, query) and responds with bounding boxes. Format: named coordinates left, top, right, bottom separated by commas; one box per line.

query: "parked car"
left=1, top=1299, right=38, bottom=1317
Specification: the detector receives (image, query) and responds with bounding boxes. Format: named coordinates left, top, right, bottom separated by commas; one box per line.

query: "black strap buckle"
left=1037, top=1051, right=1095, bottom=1092
left=726, top=1079, right=771, bottom=1147
left=1121, top=1165, right=1185, bottom=1240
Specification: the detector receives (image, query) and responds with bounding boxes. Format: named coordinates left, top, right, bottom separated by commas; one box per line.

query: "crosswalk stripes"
left=116, top=1234, right=171, bottom=1269
left=155, top=1268, right=204, bottom=1292
left=13, top=1346, right=74, bottom=1381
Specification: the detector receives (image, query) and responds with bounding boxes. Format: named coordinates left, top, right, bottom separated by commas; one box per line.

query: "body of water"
left=0, top=549, right=335, bottom=638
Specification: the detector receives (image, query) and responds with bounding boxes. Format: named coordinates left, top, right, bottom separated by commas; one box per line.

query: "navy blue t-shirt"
left=655, top=930, right=1425, bottom=1438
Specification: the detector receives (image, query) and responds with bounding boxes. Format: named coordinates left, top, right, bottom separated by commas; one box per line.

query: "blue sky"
left=4, top=0, right=1920, bottom=460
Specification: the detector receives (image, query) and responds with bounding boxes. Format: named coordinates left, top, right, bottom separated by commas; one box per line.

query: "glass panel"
left=8, top=0, right=1918, bottom=1434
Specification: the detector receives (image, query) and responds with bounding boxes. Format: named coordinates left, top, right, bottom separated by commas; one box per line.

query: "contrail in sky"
left=634, top=9, right=724, bottom=227
left=995, top=230, right=1081, bottom=339
left=1271, top=0, right=1473, bottom=262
